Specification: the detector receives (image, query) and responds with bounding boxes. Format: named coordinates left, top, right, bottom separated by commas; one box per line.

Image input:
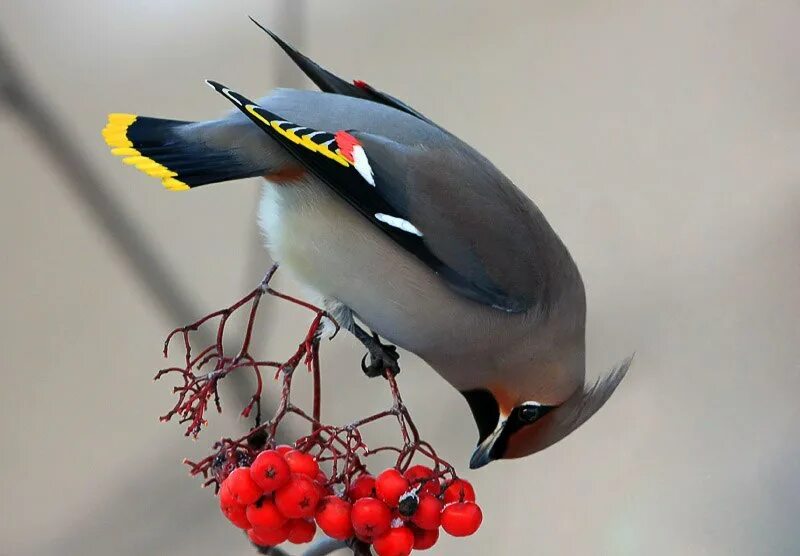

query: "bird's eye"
left=518, top=404, right=541, bottom=423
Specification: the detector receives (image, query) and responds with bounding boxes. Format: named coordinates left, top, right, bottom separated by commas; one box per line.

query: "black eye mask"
left=490, top=403, right=558, bottom=459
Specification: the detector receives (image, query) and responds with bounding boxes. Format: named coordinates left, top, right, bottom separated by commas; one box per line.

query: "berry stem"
left=158, top=265, right=458, bottom=494
left=311, top=338, right=322, bottom=432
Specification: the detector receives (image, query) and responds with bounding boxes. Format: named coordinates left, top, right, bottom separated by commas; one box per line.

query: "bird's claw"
left=360, top=343, right=400, bottom=378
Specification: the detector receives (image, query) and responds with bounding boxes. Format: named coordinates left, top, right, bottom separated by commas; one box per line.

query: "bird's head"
left=464, top=355, right=633, bottom=468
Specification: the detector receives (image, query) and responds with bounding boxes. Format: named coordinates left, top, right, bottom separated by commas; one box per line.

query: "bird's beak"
left=469, top=420, right=506, bottom=469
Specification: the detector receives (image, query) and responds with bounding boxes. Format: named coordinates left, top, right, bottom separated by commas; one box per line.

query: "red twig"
left=158, top=265, right=458, bottom=493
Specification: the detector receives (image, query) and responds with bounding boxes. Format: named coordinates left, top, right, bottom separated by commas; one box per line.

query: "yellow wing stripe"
left=101, top=113, right=190, bottom=191
left=244, top=104, right=351, bottom=168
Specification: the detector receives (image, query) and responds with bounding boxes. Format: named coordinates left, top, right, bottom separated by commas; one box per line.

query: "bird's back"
left=254, top=88, right=584, bottom=319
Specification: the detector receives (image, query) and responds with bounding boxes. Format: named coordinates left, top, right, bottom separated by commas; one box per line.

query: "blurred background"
left=1, top=1, right=798, bottom=555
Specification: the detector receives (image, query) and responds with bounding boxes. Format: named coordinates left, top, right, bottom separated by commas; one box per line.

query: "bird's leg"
left=350, top=322, right=400, bottom=378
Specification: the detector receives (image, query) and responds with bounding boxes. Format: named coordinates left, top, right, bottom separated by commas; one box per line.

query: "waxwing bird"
left=101, top=19, right=633, bottom=469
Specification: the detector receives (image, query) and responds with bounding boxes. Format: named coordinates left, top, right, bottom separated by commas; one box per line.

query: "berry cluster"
left=219, top=446, right=482, bottom=555
left=156, top=266, right=483, bottom=554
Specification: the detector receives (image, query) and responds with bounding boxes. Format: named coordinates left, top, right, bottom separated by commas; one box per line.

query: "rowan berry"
left=443, top=478, right=476, bottom=504
left=287, top=518, right=317, bottom=544
left=351, top=497, right=392, bottom=541
left=441, top=501, right=482, bottom=537
left=248, top=522, right=291, bottom=546
left=223, top=467, right=262, bottom=505
left=275, top=474, right=321, bottom=519
left=246, top=497, right=287, bottom=530
left=348, top=473, right=377, bottom=500
left=284, top=450, right=320, bottom=478
left=250, top=450, right=291, bottom=494
left=411, top=525, right=440, bottom=550
left=373, top=525, right=415, bottom=556
left=315, top=495, right=354, bottom=541
left=410, top=494, right=442, bottom=530
left=404, top=465, right=439, bottom=496
left=375, top=468, right=410, bottom=507
left=218, top=482, right=236, bottom=508
left=220, top=501, right=251, bottom=529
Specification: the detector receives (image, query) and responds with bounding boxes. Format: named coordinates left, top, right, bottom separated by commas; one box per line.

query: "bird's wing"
left=249, top=18, right=438, bottom=128
left=208, top=81, right=545, bottom=313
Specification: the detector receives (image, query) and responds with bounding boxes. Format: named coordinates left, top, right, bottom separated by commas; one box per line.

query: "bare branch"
left=302, top=538, right=350, bottom=556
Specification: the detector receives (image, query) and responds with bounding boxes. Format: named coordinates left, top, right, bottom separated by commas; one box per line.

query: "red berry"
left=223, top=467, right=262, bottom=505
left=410, top=494, right=442, bottom=530
left=411, top=525, right=439, bottom=550
left=275, top=444, right=293, bottom=456
left=246, top=497, right=288, bottom=530
left=315, top=495, right=354, bottom=541
left=250, top=450, right=291, bottom=494
left=284, top=450, right=320, bottom=478
left=351, top=497, right=392, bottom=541
left=443, top=479, right=476, bottom=504
left=348, top=473, right=377, bottom=500
left=287, top=519, right=317, bottom=544
left=373, top=526, right=415, bottom=556
left=404, top=465, right=439, bottom=496
left=275, top=474, right=321, bottom=519
left=220, top=502, right=251, bottom=529
left=248, top=522, right=291, bottom=546
left=219, top=483, right=236, bottom=507
left=315, top=471, right=333, bottom=497
left=375, top=468, right=411, bottom=508
left=441, top=502, right=483, bottom=537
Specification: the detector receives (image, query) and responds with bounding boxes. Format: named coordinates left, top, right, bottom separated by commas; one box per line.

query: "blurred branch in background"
left=0, top=33, right=205, bottom=330
left=0, top=2, right=308, bottom=552
left=241, top=0, right=307, bottom=349
left=255, top=537, right=348, bottom=556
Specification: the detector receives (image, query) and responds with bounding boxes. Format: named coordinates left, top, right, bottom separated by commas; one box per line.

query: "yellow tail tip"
left=102, top=113, right=137, bottom=148
left=102, top=113, right=189, bottom=191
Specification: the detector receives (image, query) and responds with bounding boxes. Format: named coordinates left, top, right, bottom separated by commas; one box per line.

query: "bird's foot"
left=360, top=337, right=400, bottom=378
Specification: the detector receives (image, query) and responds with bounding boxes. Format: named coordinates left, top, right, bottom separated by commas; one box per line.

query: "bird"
left=101, top=19, right=632, bottom=469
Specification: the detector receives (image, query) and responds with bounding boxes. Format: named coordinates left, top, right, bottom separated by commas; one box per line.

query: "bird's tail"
left=101, top=113, right=268, bottom=191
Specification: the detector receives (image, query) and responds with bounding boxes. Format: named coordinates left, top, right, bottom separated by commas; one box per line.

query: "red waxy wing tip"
left=334, top=130, right=361, bottom=163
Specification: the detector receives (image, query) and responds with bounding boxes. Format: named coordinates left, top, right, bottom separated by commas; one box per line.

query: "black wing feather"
left=206, top=81, right=524, bottom=312
left=249, top=18, right=437, bottom=126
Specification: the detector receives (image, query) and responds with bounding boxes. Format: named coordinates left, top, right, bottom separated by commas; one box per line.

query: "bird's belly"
left=258, top=179, right=496, bottom=365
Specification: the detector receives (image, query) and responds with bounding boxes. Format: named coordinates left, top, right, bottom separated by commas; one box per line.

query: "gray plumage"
left=102, top=24, right=632, bottom=466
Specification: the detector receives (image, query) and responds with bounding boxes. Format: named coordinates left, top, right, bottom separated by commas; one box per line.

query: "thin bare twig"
left=163, top=267, right=456, bottom=496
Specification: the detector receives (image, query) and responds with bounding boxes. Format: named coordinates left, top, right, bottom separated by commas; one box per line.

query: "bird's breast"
left=257, top=178, right=565, bottom=392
